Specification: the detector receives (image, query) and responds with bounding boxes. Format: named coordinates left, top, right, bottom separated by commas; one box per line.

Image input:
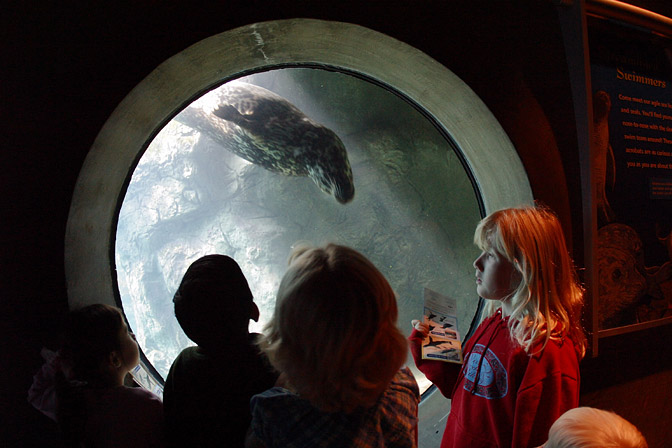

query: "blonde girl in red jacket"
left=410, top=205, right=586, bottom=448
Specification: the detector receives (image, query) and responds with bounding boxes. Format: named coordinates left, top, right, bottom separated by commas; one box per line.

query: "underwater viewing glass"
left=114, top=67, right=483, bottom=392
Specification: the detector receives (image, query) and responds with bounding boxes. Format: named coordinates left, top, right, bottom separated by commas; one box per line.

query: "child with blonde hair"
left=543, top=407, right=648, bottom=448
left=410, top=206, right=586, bottom=448
left=247, top=243, right=420, bottom=447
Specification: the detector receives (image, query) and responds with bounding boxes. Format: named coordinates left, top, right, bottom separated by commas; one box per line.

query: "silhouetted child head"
left=173, top=254, right=258, bottom=349
left=60, top=304, right=139, bottom=386
left=57, top=304, right=163, bottom=447
left=543, top=407, right=648, bottom=448
left=259, top=243, right=408, bottom=413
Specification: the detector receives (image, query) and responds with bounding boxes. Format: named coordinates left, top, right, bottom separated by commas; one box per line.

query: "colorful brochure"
left=421, top=287, right=463, bottom=364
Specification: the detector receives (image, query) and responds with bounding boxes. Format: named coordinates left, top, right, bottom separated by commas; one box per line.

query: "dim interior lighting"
left=65, top=19, right=532, bottom=447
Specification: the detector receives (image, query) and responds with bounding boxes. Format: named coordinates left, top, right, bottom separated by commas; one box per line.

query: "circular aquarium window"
left=116, top=67, right=483, bottom=384
left=65, top=19, right=532, bottom=447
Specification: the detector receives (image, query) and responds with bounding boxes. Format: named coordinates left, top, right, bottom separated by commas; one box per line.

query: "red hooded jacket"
left=410, top=309, right=580, bottom=448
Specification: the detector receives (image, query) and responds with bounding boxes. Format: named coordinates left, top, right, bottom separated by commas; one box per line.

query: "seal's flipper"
left=213, top=105, right=249, bottom=126
left=214, top=104, right=267, bottom=139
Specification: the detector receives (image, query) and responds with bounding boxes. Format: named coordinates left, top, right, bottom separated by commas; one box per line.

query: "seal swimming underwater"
left=175, top=81, right=355, bottom=204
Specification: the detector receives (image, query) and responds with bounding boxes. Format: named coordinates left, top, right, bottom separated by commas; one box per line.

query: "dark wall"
left=3, top=1, right=671, bottom=446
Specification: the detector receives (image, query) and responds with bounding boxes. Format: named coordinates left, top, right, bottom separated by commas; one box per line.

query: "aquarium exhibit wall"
left=65, top=19, right=533, bottom=446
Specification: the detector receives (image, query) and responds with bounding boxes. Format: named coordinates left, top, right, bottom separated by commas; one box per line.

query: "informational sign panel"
left=589, top=24, right=672, bottom=330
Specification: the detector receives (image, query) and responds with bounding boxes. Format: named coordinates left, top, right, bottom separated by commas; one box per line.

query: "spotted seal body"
left=175, top=81, right=355, bottom=203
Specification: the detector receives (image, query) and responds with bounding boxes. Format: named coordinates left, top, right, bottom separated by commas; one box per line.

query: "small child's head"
left=173, top=254, right=257, bottom=349
left=543, top=407, right=648, bottom=448
left=259, top=243, right=407, bottom=413
left=474, top=206, right=585, bottom=355
left=61, top=304, right=139, bottom=383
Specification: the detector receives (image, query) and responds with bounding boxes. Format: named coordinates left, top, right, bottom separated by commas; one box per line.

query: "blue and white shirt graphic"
left=463, top=343, right=508, bottom=399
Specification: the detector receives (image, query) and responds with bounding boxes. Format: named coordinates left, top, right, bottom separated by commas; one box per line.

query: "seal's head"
left=305, top=126, right=355, bottom=204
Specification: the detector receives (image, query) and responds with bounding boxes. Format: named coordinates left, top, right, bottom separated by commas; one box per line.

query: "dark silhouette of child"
left=163, top=255, right=278, bottom=447
left=53, top=304, right=165, bottom=447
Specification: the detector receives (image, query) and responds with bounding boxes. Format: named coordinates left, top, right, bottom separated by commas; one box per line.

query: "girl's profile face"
left=473, top=248, right=520, bottom=302
left=118, top=318, right=140, bottom=371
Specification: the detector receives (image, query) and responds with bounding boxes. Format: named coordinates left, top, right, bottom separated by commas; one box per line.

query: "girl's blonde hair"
left=258, top=243, right=408, bottom=413
left=474, top=206, right=586, bottom=358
